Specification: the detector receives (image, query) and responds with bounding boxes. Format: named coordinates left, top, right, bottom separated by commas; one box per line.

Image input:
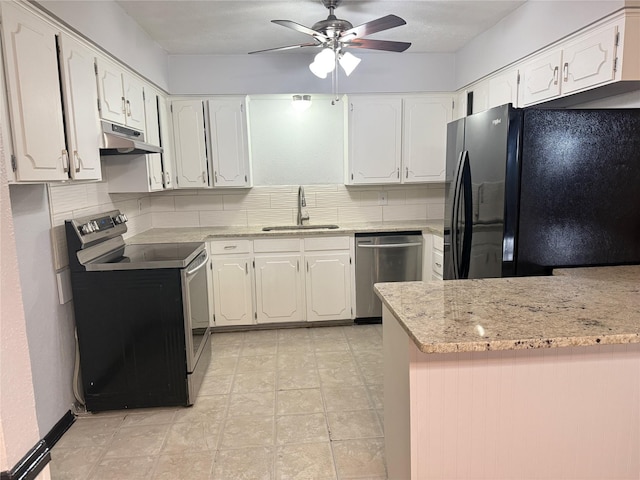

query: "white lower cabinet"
left=254, top=255, right=305, bottom=324
left=211, top=256, right=254, bottom=327
left=305, top=253, right=352, bottom=322
left=209, top=236, right=353, bottom=327
left=431, top=234, right=444, bottom=281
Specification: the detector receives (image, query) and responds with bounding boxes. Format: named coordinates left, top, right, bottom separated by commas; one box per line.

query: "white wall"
left=35, top=0, right=169, bottom=91
left=8, top=184, right=76, bottom=435
left=0, top=119, right=41, bottom=472
left=455, top=0, right=626, bottom=88
left=168, top=53, right=455, bottom=94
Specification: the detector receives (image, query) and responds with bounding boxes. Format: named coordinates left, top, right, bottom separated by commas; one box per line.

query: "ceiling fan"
left=248, top=0, right=412, bottom=59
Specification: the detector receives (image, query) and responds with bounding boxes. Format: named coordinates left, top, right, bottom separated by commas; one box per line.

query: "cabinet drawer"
left=254, top=238, right=301, bottom=253
left=304, top=236, right=350, bottom=252
left=432, top=234, right=444, bottom=251
left=209, top=239, right=251, bottom=255
left=432, top=250, right=444, bottom=276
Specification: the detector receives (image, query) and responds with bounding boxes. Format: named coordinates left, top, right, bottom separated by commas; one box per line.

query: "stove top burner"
left=86, top=242, right=205, bottom=271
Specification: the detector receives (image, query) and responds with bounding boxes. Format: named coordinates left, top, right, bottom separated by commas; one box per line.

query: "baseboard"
left=43, top=410, right=75, bottom=449
left=0, top=410, right=75, bottom=480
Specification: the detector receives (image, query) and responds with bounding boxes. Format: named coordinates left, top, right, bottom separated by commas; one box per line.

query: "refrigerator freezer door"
left=462, top=105, right=512, bottom=278
left=517, top=109, right=640, bottom=273
left=443, top=118, right=465, bottom=280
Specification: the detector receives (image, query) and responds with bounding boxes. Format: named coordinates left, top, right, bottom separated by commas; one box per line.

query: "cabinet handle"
left=245, top=263, right=248, bottom=274
left=563, top=62, right=569, bottom=82
left=74, top=150, right=80, bottom=173
left=165, top=171, right=171, bottom=185
left=224, top=245, right=237, bottom=250
left=121, top=96, right=126, bottom=113
left=434, top=262, right=442, bottom=269
left=397, top=167, right=400, bottom=179
left=297, top=260, right=299, bottom=272
left=306, top=261, right=309, bottom=273
left=126, top=99, right=131, bottom=117
left=214, top=171, right=218, bottom=183
left=62, top=149, right=69, bottom=173
left=553, top=66, right=559, bottom=85
left=405, top=166, right=409, bottom=179
left=202, top=171, right=207, bottom=183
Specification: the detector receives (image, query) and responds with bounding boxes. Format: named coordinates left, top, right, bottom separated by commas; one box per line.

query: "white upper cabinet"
left=157, top=95, right=175, bottom=189
left=207, top=97, right=251, bottom=187
left=1, top=2, right=68, bottom=181
left=347, top=95, right=402, bottom=185
left=171, top=99, right=209, bottom=188
left=402, top=95, right=452, bottom=183
left=96, top=55, right=146, bottom=131
left=143, top=86, right=161, bottom=147
left=488, top=68, right=520, bottom=109
left=58, top=33, right=102, bottom=181
left=522, top=22, right=618, bottom=105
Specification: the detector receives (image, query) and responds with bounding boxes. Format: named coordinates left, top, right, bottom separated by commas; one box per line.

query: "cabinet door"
left=157, top=95, right=175, bottom=189
left=208, top=97, right=250, bottom=187
left=521, top=50, right=562, bottom=105
left=402, top=96, right=451, bottom=183
left=123, top=73, right=146, bottom=131
left=96, top=56, right=126, bottom=125
left=147, top=153, right=165, bottom=191
left=143, top=87, right=161, bottom=147
left=488, top=69, right=520, bottom=109
left=254, top=255, right=304, bottom=324
left=171, top=99, right=209, bottom=188
left=562, top=24, right=618, bottom=95
left=305, top=253, right=352, bottom=322
left=58, top=34, right=102, bottom=181
left=211, top=257, right=254, bottom=327
left=1, top=2, right=68, bottom=181
left=348, top=96, right=402, bottom=184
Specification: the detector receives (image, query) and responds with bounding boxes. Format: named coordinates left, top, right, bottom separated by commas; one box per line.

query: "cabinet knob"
left=563, top=62, right=569, bottom=82
left=553, top=66, right=559, bottom=85
left=62, top=149, right=69, bottom=173
left=121, top=96, right=126, bottom=114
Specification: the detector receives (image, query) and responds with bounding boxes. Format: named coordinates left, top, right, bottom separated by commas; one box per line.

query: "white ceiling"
left=115, top=0, right=526, bottom=55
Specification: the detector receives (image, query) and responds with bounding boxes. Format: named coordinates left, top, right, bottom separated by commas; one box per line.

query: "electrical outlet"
left=378, top=191, right=388, bottom=205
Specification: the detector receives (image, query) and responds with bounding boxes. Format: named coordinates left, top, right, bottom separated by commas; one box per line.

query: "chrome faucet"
left=297, top=186, right=310, bottom=226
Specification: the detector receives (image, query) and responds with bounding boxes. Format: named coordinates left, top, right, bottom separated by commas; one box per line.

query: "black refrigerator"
left=444, top=104, right=640, bottom=280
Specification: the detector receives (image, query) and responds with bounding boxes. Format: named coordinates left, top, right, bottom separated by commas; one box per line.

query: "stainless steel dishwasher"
left=355, top=232, right=423, bottom=321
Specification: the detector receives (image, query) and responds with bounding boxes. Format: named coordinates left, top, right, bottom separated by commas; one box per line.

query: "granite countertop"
left=128, top=220, right=444, bottom=244
left=375, top=265, right=640, bottom=354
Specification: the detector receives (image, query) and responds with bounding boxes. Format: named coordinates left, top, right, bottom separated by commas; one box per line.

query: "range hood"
left=100, top=121, right=163, bottom=156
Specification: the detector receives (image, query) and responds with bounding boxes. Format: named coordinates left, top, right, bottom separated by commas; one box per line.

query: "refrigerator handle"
left=459, top=152, right=473, bottom=279
left=450, top=151, right=465, bottom=279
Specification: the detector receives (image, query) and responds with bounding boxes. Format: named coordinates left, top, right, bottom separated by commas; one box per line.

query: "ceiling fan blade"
left=343, top=38, right=411, bottom=52
left=340, top=14, right=406, bottom=39
left=271, top=20, right=328, bottom=41
left=249, top=42, right=320, bottom=54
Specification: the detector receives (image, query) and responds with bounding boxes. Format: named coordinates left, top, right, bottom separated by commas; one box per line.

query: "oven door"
left=182, top=249, right=211, bottom=373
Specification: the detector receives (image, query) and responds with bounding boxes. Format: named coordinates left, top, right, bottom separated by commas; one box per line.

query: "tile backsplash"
left=49, top=182, right=444, bottom=271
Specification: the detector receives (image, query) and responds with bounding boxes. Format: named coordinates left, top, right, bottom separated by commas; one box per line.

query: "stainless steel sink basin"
left=262, top=224, right=340, bottom=232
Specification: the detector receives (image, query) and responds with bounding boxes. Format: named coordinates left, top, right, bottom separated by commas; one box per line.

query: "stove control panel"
left=66, top=210, right=128, bottom=246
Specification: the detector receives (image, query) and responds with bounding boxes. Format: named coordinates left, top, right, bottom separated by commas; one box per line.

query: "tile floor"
left=50, top=324, right=386, bottom=479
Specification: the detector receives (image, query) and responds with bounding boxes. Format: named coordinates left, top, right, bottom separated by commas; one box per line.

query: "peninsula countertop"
left=375, top=265, right=640, bottom=354
left=127, top=220, right=444, bottom=244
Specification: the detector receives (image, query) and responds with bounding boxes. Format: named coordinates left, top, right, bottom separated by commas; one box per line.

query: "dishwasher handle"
left=357, top=242, right=422, bottom=249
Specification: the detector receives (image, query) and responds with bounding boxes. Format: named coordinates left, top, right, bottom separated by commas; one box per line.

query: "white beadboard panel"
left=359, top=190, right=383, bottom=206
left=151, top=211, right=200, bottom=228
left=427, top=203, right=445, bottom=219
left=306, top=208, right=339, bottom=225
left=51, top=212, right=69, bottom=227
left=404, top=342, right=640, bottom=480
left=222, top=193, right=271, bottom=211
left=174, top=194, right=223, bottom=211
left=387, top=190, right=407, bottom=206
left=85, top=181, right=112, bottom=208
left=316, top=189, right=360, bottom=208
left=199, top=210, right=248, bottom=227
left=383, top=204, right=428, bottom=222
left=149, top=195, right=175, bottom=212
left=404, top=188, right=432, bottom=205
left=49, top=184, right=88, bottom=214
left=423, top=186, right=446, bottom=204
left=338, top=206, right=383, bottom=223
left=50, top=224, right=69, bottom=271
left=247, top=208, right=294, bottom=226
left=138, top=196, right=151, bottom=215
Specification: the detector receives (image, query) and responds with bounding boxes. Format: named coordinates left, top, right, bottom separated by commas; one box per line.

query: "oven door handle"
left=186, top=251, right=209, bottom=276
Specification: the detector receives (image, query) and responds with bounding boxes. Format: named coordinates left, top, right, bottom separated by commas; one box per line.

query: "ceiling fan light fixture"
left=292, top=94, right=312, bottom=111
left=310, top=48, right=336, bottom=78
left=338, top=51, right=361, bottom=76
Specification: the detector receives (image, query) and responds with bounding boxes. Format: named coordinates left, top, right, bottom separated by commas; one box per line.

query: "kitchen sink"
left=262, top=224, right=340, bottom=232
